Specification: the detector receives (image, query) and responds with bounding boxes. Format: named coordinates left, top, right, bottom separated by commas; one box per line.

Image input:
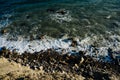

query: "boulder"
left=56, top=9, right=67, bottom=15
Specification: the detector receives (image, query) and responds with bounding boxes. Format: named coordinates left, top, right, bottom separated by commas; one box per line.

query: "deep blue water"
left=0, top=0, right=120, bottom=38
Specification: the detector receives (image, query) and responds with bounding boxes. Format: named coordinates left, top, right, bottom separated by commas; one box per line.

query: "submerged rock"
left=112, top=51, right=120, bottom=65
left=56, top=9, right=67, bottom=15
left=112, top=21, right=120, bottom=28
left=50, top=9, right=72, bottom=23
left=26, top=15, right=30, bottom=19
left=47, top=9, right=55, bottom=13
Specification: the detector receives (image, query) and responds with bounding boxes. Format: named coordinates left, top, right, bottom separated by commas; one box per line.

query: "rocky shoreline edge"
left=0, top=48, right=120, bottom=80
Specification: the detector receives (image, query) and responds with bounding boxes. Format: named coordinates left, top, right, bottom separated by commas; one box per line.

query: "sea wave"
left=0, top=14, right=12, bottom=28
left=0, top=34, right=120, bottom=62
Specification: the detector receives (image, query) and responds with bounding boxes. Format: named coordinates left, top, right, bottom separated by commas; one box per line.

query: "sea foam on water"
left=0, top=34, right=120, bottom=63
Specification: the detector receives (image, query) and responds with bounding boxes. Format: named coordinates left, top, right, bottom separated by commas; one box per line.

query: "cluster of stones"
left=0, top=47, right=120, bottom=80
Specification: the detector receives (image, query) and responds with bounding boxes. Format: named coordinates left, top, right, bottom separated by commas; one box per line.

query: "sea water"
left=0, top=0, right=120, bottom=62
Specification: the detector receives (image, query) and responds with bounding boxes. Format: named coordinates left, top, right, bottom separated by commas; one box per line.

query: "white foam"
left=50, top=10, right=73, bottom=23
left=0, top=14, right=12, bottom=28
left=0, top=35, right=120, bottom=62
left=0, top=36, right=70, bottom=54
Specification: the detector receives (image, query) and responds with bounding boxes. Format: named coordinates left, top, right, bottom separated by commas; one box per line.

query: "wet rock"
left=112, top=51, right=120, bottom=65
left=16, top=58, right=23, bottom=63
left=79, top=51, right=85, bottom=57
left=70, top=37, right=79, bottom=47
left=25, top=64, right=29, bottom=67
left=1, top=29, right=7, bottom=34
left=1, top=46, right=6, bottom=51
left=71, top=40, right=78, bottom=47
left=112, top=21, right=120, bottom=28
left=38, top=35, right=45, bottom=40
left=59, top=61, right=68, bottom=65
left=0, top=47, right=7, bottom=57
left=108, top=48, right=113, bottom=59
left=56, top=9, right=67, bottom=15
left=80, top=57, right=84, bottom=64
left=64, top=54, right=81, bottom=65
left=74, top=64, right=79, bottom=69
left=30, top=35, right=35, bottom=41
left=39, top=66, right=43, bottom=70
left=93, top=72, right=110, bottom=80
left=26, top=15, right=30, bottom=19
left=30, top=66, right=37, bottom=70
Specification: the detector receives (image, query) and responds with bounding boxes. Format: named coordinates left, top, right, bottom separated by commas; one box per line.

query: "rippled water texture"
left=0, top=0, right=120, bottom=38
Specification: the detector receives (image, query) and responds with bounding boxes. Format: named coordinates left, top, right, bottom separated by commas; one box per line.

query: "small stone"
left=25, top=64, right=29, bottom=67
left=39, top=66, right=43, bottom=70
left=81, top=68, right=84, bottom=72
left=75, top=64, right=79, bottom=68
left=16, top=58, right=22, bottom=63
left=80, top=57, right=84, bottom=64
left=59, top=61, right=68, bottom=65
left=70, top=37, right=79, bottom=47
left=1, top=29, right=7, bottom=34
left=33, top=60, right=36, bottom=62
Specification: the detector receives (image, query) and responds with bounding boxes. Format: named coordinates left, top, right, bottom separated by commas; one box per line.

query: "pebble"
left=39, top=66, right=43, bottom=70
left=16, top=58, right=22, bottom=63
left=80, top=57, right=84, bottom=64
left=1, top=29, right=7, bottom=34
left=75, top=64, right=79, bottom=68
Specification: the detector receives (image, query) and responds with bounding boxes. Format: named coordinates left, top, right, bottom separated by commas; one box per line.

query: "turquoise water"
left=0, top=0, right=120, bottom=39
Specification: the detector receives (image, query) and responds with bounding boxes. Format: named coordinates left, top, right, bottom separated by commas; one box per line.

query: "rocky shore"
left=0, top=48, right=120, bottom=80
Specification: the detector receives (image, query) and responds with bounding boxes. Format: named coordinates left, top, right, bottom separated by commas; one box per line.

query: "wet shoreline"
left=0, top=48, right=120, bottom=80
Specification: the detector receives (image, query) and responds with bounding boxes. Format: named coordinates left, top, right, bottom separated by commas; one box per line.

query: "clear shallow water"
left=0, top=0, right=120, bottom=39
